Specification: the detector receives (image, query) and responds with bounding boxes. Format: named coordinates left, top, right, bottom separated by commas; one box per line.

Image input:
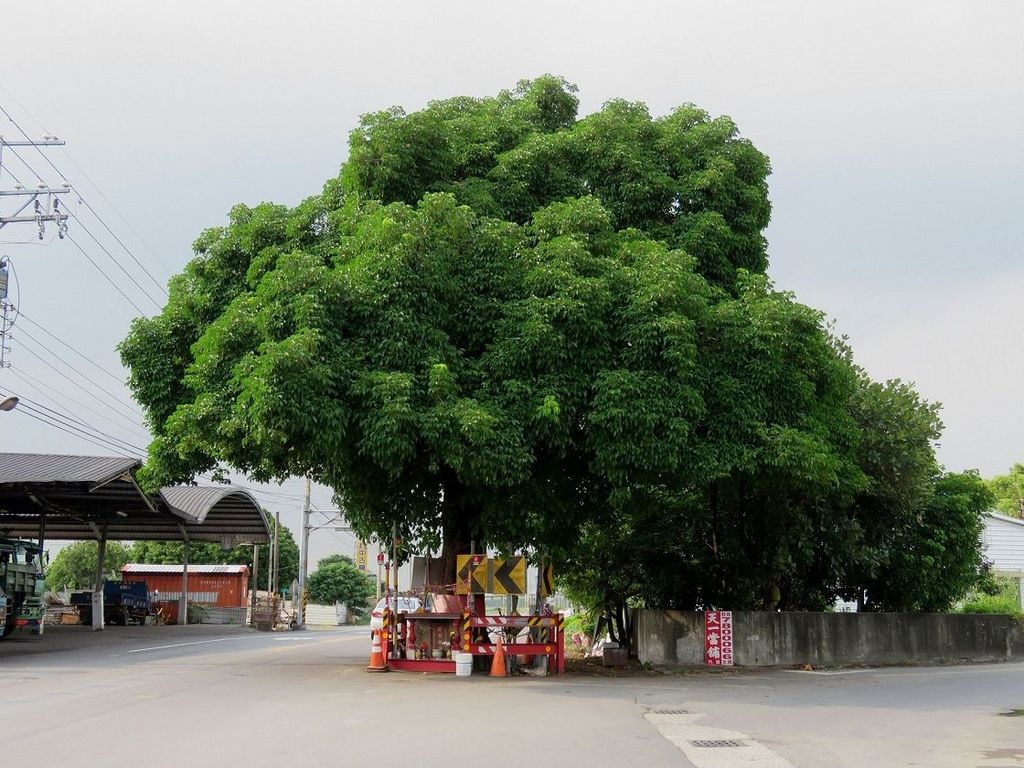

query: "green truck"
left=0, top=537, right=45, bottom=638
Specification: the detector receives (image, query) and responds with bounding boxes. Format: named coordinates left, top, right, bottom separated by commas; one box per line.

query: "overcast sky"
left=1, top=1, right=1022, bottom=564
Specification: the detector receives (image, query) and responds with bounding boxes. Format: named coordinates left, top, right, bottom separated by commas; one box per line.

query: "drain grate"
left=690, top=739, right=747, bottom=748
left=652, top=709, right=690, bottom=715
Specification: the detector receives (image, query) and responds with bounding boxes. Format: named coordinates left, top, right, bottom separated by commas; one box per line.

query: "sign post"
left=376, top=552, right=384, bottom=600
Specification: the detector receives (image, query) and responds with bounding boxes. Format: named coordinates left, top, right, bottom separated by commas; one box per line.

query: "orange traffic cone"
left=490, top=635, right=507, bottom=677
left=366, top=629, right=389, bottom=672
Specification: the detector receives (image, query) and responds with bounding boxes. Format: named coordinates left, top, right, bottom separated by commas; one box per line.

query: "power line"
left=70, top=194, right=169, bottom=295
left=57, top=155, right=174, bottom=271
left=200, top=476, right=306, bottom=503
left=12, top=326, right=143, bottom=417
left=0, top=139, right=45, bottom=184
left=15, top=314, right=126, bottom=385
left=15, top=396, right=146, bottom=454
left=0, top=84, right=49, bottom=133
left=0, top=102, right=169, bottom=296
left=241, top=485, right=306, bottom=501
left=64, top=232, right=148, bottom=315
left=13, top=342, right=144, bottom=426
left=0, top=234, right=60, bottom=246
left=6, top=366, right=150, bottom=441
left=61, top=207, right=165, bottom=308
left=11, top=401, right=143, bottom=456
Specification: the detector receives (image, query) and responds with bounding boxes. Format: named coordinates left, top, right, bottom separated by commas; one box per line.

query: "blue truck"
left=72, top=581, right=150, bottom=626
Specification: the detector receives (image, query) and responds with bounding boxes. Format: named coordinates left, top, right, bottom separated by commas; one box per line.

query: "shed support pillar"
left=250, top=543, right=259, bottom=626
left=92, top=536, right=106, bottom=631
left=180, top=536, right=190, bottom=626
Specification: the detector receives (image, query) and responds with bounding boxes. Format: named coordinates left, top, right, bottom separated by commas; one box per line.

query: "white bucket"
left=454, top=652, right=473, bottom=677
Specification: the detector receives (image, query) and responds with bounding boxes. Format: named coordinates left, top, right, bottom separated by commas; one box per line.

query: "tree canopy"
left=120, top=76, right=989, bottom=618
left=306, top=554, right=374, bottom=609
left=46, top=541, right=131, bottom=591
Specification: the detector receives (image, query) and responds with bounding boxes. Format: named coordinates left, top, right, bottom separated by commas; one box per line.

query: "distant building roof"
left=123, top=563, right=250, bottom=575
left=985, top=511, right=1024, bottom=528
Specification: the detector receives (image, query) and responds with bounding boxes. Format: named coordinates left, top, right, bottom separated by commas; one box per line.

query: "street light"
left=0, top=396, right=18, bottom=412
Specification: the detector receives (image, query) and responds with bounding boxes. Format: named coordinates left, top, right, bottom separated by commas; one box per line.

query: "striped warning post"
left=461, top=611, right=471, bottom=652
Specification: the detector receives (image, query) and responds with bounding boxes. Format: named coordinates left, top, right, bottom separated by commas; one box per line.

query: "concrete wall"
left=634, top=610, right=1024, bottom=667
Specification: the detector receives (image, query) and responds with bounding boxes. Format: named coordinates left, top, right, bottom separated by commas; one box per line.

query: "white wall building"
left=981, top=512, right=1024, bottom=610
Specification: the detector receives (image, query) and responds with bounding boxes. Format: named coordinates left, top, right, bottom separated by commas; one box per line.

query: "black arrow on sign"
left=456, top=558, right=472, bottom=585
left=471, top=559, right=490, bottom=594
left=541, top=563, right=554, bottom=597
left=494, top=556, right=523, bottom=594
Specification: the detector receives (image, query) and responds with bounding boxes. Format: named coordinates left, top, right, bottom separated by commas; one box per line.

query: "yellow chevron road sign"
left=454, top=555, right=526, bottom=594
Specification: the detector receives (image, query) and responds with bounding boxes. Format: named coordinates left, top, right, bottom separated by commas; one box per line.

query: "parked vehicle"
left=71, top=581, right=150, bottom=626
left=0, top=537, right=45, bottom=638
left=369, top=596, right=421, bottom=636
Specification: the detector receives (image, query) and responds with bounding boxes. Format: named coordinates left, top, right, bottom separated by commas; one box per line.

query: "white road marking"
left=645, top=711, right=795, bottom=768
left=125, top=636, right=268, bottom=654
left=126, top=630, right=354, bottom=654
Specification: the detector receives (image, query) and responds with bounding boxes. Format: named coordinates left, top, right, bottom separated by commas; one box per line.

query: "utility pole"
left=291, top=493, right=353, bottom=626
left=272, top=510, right=281, bottom=596
left=0, top=134, right=71, bottom=369
left=0, top=257, right=13, bottom=369
left=0, top=136, right=70, bottom=234
left=296, top=475, right=311, bottom=629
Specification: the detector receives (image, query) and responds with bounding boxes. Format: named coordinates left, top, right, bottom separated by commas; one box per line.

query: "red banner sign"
left=704, top=610, right=734, bottom=666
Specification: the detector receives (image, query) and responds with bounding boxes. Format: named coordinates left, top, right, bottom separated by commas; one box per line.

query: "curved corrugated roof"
left=158, top=485, right=270, bottom=543
left=159, top=486, right=259, bottom=524
left=0, top=452, right=270, bottom=544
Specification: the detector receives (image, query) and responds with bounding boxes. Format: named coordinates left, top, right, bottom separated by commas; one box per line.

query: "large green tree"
left=45, top=541, right=131, bottom=591
left=120, top=76, right=772, bottom=582
left=120, top=76, right=984, bottom=616
left=128, top=512, right=298, bottom=591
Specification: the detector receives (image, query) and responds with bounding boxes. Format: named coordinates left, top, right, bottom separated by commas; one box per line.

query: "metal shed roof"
left=0, top=452, right=269, bottom=545
left=158, top=486, right=270, bottom=543
left=123, top=563, right=250, bottom=575
left=0, top=453, right=142, bottom=485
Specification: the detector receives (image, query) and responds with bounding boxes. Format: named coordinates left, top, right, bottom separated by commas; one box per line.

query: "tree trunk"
left=429, top=470, right=476, bottom=588
left=623, top=603, right=635, bottom=657
left=613, top=601, right=628, bottom=654
left=604, top=599, right=619, bottom=644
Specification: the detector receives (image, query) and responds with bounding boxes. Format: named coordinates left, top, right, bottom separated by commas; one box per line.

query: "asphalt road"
left=2, top=625, right=1022, bottom=767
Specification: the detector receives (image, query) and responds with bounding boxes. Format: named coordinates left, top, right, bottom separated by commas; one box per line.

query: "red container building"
left=121, top=563, right=250, bottom=621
